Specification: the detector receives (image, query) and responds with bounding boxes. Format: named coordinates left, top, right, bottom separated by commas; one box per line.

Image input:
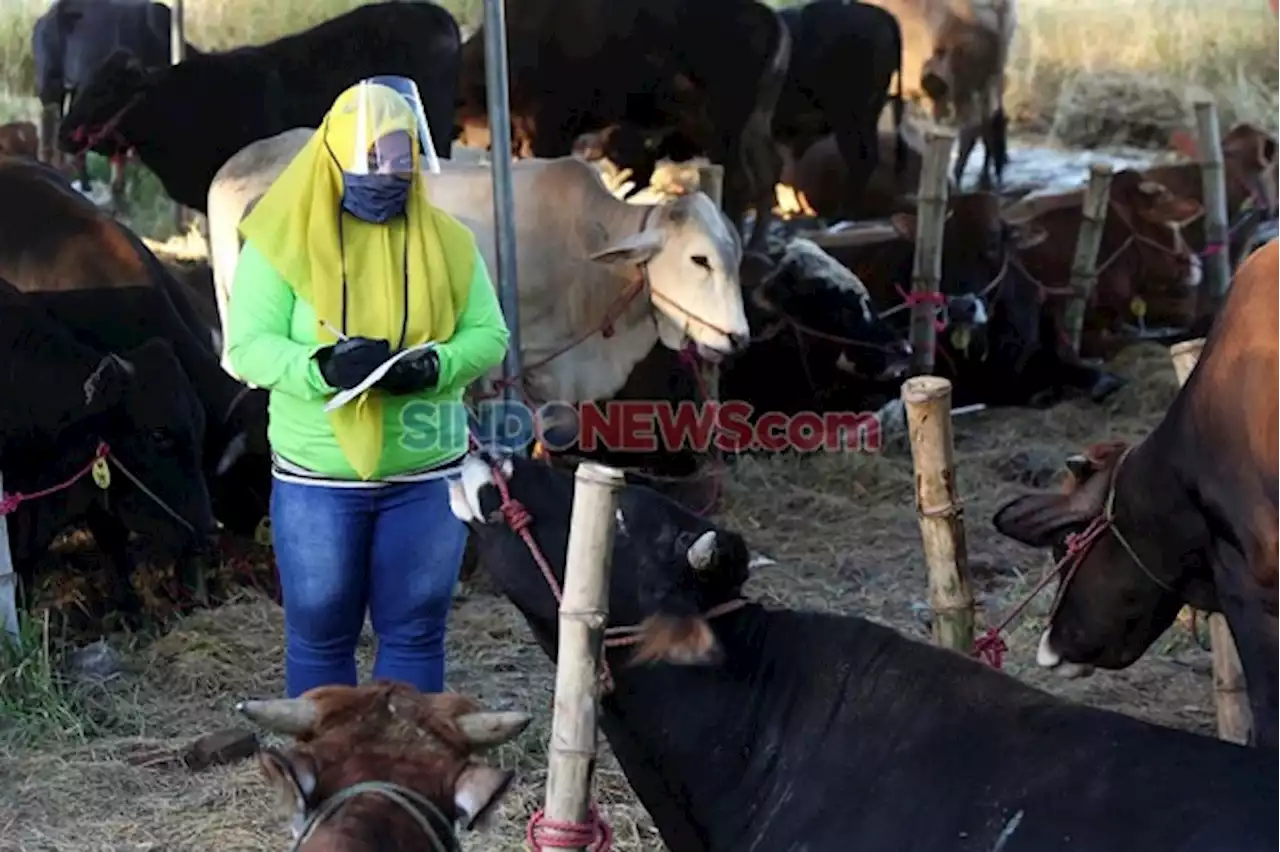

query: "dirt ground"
left=0, top=336, right=1222, bottom=852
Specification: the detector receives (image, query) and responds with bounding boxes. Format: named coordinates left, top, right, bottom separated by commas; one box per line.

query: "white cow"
left=207, top=130, right=749, bottom=403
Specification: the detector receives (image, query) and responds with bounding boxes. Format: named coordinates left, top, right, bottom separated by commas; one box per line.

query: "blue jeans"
left=269, top=476, right=467, bottom=698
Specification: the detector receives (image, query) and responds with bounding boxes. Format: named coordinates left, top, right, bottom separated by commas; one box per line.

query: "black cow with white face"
left=451, top=448, right=1275, bottom=852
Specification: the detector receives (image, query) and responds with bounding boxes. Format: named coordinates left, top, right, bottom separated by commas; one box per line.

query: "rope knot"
left=526, top=805, right=614, bottom=851
left=0, top=494, right=23, bottom=516
left=500, top=498, right=533, bottom=534
left=973, top=627, right=1008, bottom=669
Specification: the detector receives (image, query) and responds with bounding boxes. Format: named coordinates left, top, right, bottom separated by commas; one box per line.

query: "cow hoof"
left=1088, top=373, right=1126, bottom=403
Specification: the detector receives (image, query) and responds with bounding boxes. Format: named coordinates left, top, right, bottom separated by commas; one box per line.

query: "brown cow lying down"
left=783, top=129, right=924, bottom=219
left=1004, top=123, right=1277, bottom=265
left=239, top=682, right=532, bottom=849
left=0, top=121, right=39, bottom=159
left=1003, top=169, right=1204, bottom=357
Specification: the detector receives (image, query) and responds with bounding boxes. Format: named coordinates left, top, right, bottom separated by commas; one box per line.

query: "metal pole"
left=170, top=0, right=186, bottom=232
left=482, top=0, right=524, bottom=429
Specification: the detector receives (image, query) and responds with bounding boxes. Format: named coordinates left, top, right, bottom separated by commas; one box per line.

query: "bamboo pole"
left=909, top=129, right=955, bottom=375
left=1063, top=163, right=1113, bottom=355
left=902, top=376, right=974, bottom=651
left=542, top=462, right=625, bottom=851
left=1168, top=337, right=1252, bottom=745
left=1193, top=99, right=1233, bottom=313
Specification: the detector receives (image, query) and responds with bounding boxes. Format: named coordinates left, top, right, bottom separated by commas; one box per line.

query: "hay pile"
left=2, top=342, right=1220, bottom=852
left=1051, top=71, right=1195, bottom=149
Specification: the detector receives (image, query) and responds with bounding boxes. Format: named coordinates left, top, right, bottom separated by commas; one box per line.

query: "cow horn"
left=1064, top=454, right=1092, bottom=480
left=454, top=711, right=533, bottom=749
left=236, top=697, right=319, bottom=735
left=215, top=431, right=249, bottom=477
left=687, top=530, right=717, bottom=571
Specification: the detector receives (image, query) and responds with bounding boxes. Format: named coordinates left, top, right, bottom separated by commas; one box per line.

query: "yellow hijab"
left=239, top=82, right=476, bottom=480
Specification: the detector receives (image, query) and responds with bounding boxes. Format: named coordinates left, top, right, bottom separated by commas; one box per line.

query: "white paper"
left=324, top=342, right=438, bottom=412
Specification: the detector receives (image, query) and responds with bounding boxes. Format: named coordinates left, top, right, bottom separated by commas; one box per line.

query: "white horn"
left=455, top=711, right=533, bottom=749
left=236, top=697, right=319, bottom=735
left=687, top=530, right=717, bottom=571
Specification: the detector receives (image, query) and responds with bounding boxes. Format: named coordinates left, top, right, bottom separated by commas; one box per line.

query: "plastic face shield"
left=337, top=76, right=440, bottom=177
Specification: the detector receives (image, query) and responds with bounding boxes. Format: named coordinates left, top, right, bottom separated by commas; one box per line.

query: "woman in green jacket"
left=226, top=77, right=510, bottom=698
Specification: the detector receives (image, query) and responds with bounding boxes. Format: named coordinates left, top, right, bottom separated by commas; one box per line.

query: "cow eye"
left=149, top=428, right=174, bottom=450
left=691, top=255, right=712, bottom=271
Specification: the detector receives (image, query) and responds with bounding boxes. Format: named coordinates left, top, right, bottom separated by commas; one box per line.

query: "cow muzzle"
left=1036, top=630, right=1095, bottom=679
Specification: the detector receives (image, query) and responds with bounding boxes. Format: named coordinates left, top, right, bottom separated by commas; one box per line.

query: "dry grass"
left=1, top=342, right=1222, bottom=852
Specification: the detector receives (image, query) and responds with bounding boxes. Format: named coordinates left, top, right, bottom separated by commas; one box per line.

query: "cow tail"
left=892, top=23, right=906, bottom=178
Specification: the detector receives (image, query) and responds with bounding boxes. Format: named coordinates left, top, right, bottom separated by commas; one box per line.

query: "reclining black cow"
left=0, top=158, right=266, bottom=537
left=450, top=448, right=1276, bottom=851
left=31, top=0, right=193, bottom=177
left=454, top=0, right=791, bottom=249
left=58, top=1, right=462, bottom=213
left=0, top=275, right=215, bottom=620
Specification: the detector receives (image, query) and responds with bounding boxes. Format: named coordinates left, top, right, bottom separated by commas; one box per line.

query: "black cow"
left=775, top=0, right=905, bottom=220
left=993, top=239, right=1278, bottom=750
left=31, top=0, right=193, bottom=191
left=454, top=0, right=792, bottom=249
left=822, top=193, right=1124, bottom=407
left=0, top=275, right=214, bottom=617
left=450, top=449, right=1276, bottom=851
left=57, top=1, right=462, bottom=213
left=0, top=157, right=267, bottom=537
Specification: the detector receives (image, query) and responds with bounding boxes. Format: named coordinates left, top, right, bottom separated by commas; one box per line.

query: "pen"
left=321, top=320, right=349, bottom=341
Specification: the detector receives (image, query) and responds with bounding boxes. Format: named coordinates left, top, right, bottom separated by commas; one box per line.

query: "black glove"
left=315, top=337, right=392, bottom=390
left=376, top=348, right=441, bottom=395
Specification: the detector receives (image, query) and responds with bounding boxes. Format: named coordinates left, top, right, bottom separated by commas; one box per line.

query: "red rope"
left=526, top=805, right=614, bottom=851
left=0, top=442, right=111, bottom=515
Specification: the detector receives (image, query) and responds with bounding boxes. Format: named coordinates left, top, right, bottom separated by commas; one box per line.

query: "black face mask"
left=341, top=172, right=412, bottom=223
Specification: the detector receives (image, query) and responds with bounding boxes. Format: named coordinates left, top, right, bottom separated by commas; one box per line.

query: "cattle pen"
left=1, top=0, right=1278, bottom=848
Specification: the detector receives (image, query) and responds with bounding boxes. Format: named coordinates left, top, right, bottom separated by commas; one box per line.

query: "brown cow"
left=864, top=0, right=1015, bottom=188
left=0, top=121, right=39, bottom=159
left=1004, top=169, right=1204, bottom=357
left=992, top=238, right=1278, bottom=750
left=239, top=682, right=532, bottom=849
left=784, top=129, right=923, bottom=219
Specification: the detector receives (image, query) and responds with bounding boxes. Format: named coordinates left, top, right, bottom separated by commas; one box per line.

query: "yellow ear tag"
left=92, top=458, right=111, bottom=489
left=950, top=325, right=972, bottom=356
left=532, top=440, right=547, bottom=461
left=1129, top=296, right=1147, bottom=320
left=254, top=516, right=273, bottom=547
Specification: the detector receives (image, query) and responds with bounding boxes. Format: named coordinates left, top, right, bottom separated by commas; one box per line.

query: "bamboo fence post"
left=902, top=376, right=974, bottom=651
left=1193, top=99, right=1233, bottom=313
left=1168, top=337, right=1252, bottom=745
left=909, top=129, right=955, bottom=376
left=1063, top=163, right=1113, bottom=355
left=541, top=462, right=626, bottom=851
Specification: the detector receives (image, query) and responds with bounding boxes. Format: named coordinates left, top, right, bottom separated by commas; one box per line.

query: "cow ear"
left=631, top=613, right=722, bottom=666
left=454, top=764, right=515, bottom=831
left=588, top=226, right=665, bottom=266
left=889, top=212, right=917, bottom=240
left=1011, top=222, right=1047, bottom=250
left=83, top=353, right=135, bottom=412
left=992, top=490, right=1103, bottom=549
left=258, top=746, right=318, bottom=817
